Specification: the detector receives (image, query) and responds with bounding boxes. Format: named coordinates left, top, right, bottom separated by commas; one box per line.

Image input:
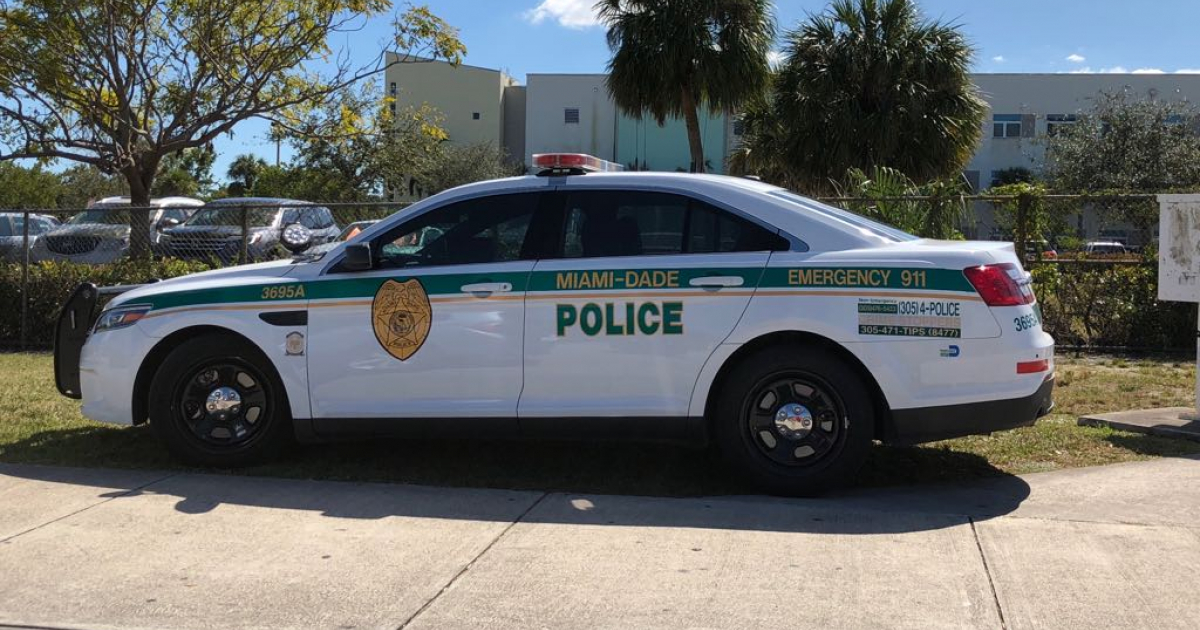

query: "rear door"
left=519, top=189, right=786, bottom=421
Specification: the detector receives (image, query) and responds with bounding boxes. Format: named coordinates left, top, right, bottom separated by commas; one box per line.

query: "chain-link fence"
left=0, top=193, right=1190, bottom=351
left=0, top=201, right=412, bottom=349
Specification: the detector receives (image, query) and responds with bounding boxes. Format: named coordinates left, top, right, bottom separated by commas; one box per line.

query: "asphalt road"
left=1, top=457, right=1198, bottom=629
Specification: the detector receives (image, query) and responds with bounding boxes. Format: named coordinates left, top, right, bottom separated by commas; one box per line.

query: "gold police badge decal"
left=371, top=279, right=432, bottom=361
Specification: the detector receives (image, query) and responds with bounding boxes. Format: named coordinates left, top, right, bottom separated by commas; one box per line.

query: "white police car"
left=54, top=154, right=1054, bottom=495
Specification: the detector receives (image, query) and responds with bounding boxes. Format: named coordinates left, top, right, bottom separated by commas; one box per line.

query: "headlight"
left=93, top=305, right=152, bottom=333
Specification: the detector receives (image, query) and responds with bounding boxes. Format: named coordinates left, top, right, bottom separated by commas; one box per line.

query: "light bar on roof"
left=532, top=153, right=624, bottom=174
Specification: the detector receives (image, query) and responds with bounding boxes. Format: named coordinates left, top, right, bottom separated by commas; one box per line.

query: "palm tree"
left=732, top=0, right=985, bottom=193
left=597, top=0, right=774, bottom=173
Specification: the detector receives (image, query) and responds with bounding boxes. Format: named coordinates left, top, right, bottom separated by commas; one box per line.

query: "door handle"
left=460, top=282, right=513, bottom=294
left=689, top=276, right=745, bottom=288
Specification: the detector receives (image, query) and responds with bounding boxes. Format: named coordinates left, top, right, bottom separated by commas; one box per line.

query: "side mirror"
left=157, top=218, right=181, bottom=231
left=343, top=243, right=374, bottom=271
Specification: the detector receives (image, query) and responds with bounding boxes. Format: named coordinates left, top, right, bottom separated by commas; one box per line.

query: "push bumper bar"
left=53, top=283, right=144, bottom=399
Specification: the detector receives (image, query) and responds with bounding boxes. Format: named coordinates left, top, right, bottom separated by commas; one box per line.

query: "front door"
left=519, top=189, right=787, bottom=421
left=306, top=192, right=547, bottom=427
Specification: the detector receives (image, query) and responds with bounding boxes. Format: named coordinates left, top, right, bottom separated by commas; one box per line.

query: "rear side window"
left=560, top=190, right=786, bottom=258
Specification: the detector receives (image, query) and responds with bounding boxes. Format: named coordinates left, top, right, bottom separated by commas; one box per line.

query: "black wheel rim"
left=741, top=371, right=848, bottom=468
left=174, top=360, right=271, bottom=450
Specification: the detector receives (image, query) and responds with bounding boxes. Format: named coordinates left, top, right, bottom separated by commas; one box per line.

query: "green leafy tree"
left=280, top=81, right=447, bottom=202
left=0, top=162, right=61, bottom=208
left=0, top=0, right=464, bottom=254
left=836, top=165, right=967, bottom=239
left=55, top=164, right=128, bottom=209
left=413, top=143, right=524, bottom=196
left=597, top=0, right=774, bottom=173
left=732, top=0, right=985, bottom=193
left=152, top=146, right=216, bottom=198
left=1045, top=91, right=1200, bottom=192
left=225, top=155, right=269, bottom=197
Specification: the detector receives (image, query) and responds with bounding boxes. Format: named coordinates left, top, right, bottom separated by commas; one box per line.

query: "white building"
left=967, top=73, right=1200, bottom=193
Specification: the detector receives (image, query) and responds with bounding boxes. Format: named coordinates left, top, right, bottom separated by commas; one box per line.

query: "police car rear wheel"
left=149, top=335, right=291, bottom=467
left=715, top=346, right=873, bottom=496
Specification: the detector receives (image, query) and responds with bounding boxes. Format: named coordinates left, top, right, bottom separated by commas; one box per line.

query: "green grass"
left=1, top=352, right=1197, bottom=496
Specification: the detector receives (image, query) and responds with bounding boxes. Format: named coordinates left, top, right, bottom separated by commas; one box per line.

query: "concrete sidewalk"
left=1, top=458, right=1198, bottom=630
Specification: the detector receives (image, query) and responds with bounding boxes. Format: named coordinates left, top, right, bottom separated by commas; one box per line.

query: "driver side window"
left=374, top=193, right=539, bottom=269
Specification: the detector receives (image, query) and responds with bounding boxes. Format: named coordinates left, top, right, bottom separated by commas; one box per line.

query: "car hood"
left=43, top=224, right=130, bottom=239
left=165, top=225, right=270, bottom=237
left=106, top=259, right=299, bottom=310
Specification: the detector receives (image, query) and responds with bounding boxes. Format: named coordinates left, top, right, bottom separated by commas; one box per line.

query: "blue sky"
left=214, top=0, right=1200, bottom=179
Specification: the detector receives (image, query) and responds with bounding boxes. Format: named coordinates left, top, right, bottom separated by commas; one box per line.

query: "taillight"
left=963, top=263, right=1035, bottom=306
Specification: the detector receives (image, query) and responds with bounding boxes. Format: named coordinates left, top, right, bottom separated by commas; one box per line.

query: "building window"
left=388, top=102, right=396, bottom=114
left=472, top=112, right=481, bottom=120
left=732, top=118, right=746, bottom=136
left=993, top=114, right=1022, bottom=139
left=389, top=82, right=397, bottom=95
left=1046, top=114, right=1077, bottom=137
left=564, top=108, right=580, bottom=124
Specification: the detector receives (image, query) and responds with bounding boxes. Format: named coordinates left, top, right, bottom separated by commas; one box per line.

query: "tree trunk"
left=125, top=157, right=158, bottom=259
left=680, top=84, right=706, bottom=173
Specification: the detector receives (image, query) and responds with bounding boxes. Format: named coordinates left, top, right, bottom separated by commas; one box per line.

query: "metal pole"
left=239, top=205, right=249, bottom=265
left=1016, top=192, right=1031, bottom=263
left=19, top=211, right=30, bottom=349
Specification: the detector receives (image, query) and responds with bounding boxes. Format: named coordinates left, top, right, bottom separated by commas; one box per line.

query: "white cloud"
left=1069, top=67, right=1093, bottom=74
left=524, top=0, right=601, bottom=29
left=1067, top=53, right=1086, bottom=63
left=767, top=50, right=786, bottom=67
left=1177, top=68, right=1200, bottom=74
left=1102, top=66, right=1129, bottom=73
left=992, top=55, right=1006, bottom=63
left=1132, top=68, right=1165, bottom=74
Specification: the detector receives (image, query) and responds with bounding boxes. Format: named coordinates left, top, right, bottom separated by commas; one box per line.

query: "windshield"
left=187, top=207, right=278, bottom=227
left=68, top=207, right=131, bottom=226
left=769, top=191, right=919, bottom=243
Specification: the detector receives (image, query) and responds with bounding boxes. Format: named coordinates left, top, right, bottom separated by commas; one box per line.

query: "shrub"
left=1031, top=261, right=1195, bottom=349
left=0, top=258, right=212, bottom=348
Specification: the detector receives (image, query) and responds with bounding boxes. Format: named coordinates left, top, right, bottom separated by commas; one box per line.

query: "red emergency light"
left=532, top=153, right=624, bottom=175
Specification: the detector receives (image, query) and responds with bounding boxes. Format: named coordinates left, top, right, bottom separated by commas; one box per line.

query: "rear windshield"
left=769, top=191, right=919, bottom=242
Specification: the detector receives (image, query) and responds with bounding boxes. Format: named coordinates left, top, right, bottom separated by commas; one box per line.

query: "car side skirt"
left=294, top=415, right=707, bottom=446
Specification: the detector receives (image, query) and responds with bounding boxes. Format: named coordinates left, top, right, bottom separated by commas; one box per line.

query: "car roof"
left=204, top=197, right=314, bottom=206
left=349, top=171, right=907, bottom=252
left=92, top=196, right=204, bottom=208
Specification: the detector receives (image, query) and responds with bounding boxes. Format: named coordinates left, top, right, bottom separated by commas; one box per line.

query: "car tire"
left=149, top=334, right=292, bottom=467
left=713, top=345, right=874, bottom=497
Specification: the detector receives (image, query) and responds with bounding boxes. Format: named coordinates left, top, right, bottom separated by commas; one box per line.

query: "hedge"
left=0, top=259, right=212, bottom=348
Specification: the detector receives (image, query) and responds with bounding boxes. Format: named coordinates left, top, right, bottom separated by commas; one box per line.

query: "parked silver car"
left=157, top=197, right=340, bottom=263
left=29, top=196, right=203, bottom=264
left=0, top=213, right=60, bottom=262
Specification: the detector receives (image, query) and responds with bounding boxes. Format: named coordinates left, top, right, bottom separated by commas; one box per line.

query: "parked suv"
left=29, top=196, right=203, bottom=264
left=0, top=213, right=60, bottom=262
left=157, top=197, right=339, bottom=263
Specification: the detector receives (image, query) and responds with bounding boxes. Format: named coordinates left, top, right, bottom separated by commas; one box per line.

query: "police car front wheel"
left=715, top=346, right=874, bottom=496
left=149, top=335, right=291, bottom=467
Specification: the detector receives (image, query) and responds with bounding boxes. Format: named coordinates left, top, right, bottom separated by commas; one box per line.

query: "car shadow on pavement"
left=0, top=426, right=1031, bottom=534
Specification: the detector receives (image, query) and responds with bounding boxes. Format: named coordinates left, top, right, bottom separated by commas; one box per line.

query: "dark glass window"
left=560, top=191, right=785, bottom=258
left=373, top=193, right=539, bottom=269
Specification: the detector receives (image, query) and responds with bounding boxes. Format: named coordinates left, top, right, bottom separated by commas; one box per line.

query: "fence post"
left=239, top=205, right=249, bottom=265
left=19, top=210, right=30, bottom=350
left=1016, top=192, right=1032, bottom=262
